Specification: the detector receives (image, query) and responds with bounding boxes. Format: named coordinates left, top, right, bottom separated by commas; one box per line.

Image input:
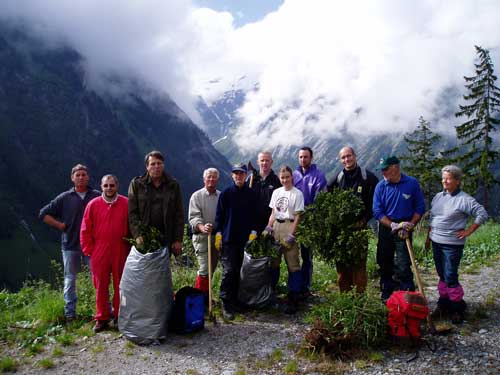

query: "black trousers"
left=376, top=225, right=415, bottom=293
left=219, top=242, right=245, bottom=306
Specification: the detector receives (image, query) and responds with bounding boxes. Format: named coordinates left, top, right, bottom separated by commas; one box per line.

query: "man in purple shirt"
left=293, top=147, right=327, bottom=297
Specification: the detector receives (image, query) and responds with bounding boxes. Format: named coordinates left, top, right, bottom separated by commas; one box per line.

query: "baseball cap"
left=231, top=163, right=248, bottom=173
left=376, top=155, right=400, bottom=170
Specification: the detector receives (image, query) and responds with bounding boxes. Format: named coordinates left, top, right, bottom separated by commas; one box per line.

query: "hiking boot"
left=297, top=290, right=312, bottom=302
left=450, top=300, right=467, bottom=325
left=93, top=320, right=109, bottom=333
left=450, top=311, right=464, bottom=325
left=431, top=297, right=451, bottom=319
left=284, top=293, right=298, bottom=315
left=222, top=305, right=235, bottom=321
left=65, top=316, right=76, bottom=324
left=232, top=301, right=248, bottom=313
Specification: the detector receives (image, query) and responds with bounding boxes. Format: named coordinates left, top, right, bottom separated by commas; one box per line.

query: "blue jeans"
left=431, top=241, right=463, bottom=287
left=300, top=244, right=313, bottom=293
left=62, top=250, right=91, bottom=318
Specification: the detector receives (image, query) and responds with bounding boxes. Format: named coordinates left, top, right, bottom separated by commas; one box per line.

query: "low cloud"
left=2, top=0, right=499, bottom=152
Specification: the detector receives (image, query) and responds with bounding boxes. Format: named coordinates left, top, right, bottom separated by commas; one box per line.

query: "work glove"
left=215, top=232, right=222, bottom=251
left=135, top=236, right=144, bottom=249
left=262, top=226, right=274, bottom=237
left=401, top=222, right=415, bottom=232
left=398, top=229, right=410, bottom=239
left=285, top=233, right=296, bottom=245
left=248, top=230, right=257, bottom=242
left=390, top=222, right=401, bottom=233
left=396, top=221, right=414, bottom=239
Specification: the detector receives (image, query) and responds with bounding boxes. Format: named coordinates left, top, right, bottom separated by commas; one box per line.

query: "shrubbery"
left=297, top=189, right=369, bottom=265
left=304, top=291, right=388, bottom=357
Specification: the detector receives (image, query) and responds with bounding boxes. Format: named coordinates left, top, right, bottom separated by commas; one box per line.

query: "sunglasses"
left=102, top=184, right=116, bottom=188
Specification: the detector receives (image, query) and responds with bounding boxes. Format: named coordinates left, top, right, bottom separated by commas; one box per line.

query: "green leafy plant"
left=125, top=225, right=163, bottom=254
left=244, top=235, right=280, bottom=258
left=297, top=189, right=369, bottom=265
left=304, top=290, right=387, bottom=357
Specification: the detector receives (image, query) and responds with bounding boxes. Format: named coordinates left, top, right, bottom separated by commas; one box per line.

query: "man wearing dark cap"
left=373, top=156, right=425, bottom=301
left=214, top=163, right=257, bottom=320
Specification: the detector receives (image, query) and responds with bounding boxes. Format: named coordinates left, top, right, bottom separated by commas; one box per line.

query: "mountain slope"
left=0, top=24, right=231, bottom=290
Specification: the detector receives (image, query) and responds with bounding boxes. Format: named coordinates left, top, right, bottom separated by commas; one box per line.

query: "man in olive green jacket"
left=128, top=150, right=184, bottom=255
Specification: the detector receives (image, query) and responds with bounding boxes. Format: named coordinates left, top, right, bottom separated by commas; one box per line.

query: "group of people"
left=39, top=151, right=184, bottom=332
left=39, top=146, right=488, bottom=331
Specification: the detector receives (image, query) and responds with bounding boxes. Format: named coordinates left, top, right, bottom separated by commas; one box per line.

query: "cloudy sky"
left=1, top=0, right=499, bottom=151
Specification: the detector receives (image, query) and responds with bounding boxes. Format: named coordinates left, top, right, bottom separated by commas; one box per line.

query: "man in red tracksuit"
left=81, top=174, right=130, bottom=332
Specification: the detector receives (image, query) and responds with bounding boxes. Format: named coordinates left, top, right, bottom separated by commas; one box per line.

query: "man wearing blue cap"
left=214, top=163, right=257, bottom=320
left=372, top=156, right=425, bottom=302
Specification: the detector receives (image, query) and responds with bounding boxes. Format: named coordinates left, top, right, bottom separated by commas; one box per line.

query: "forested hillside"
left=0, top=24, right=231, bottom=290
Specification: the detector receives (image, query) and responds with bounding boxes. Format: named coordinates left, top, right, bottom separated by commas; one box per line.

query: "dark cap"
left=231, top=163, right=248, bottom=173
left=376, top=155, right=400, bottom=170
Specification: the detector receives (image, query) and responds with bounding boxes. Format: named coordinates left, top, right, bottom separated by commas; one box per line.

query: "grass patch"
left=0, top=357, right=18, bottom=373
left=91, top=343, right=105, bottom=354
left=233, top=365, right=246, bottom=375
left=409, top=220, right=500, bottom=270
left=270, top=348, right=283, bottom=362
left=283, top=359, right=298, bottom=374
left=25, top=341, right=45, bottom=356
left=55, top=333, right=75, bottom=346
left=367, top=351, right=384, bottom=362
left=52, top=346, right=64, bottom=357
left=37, top=358, right=55, bottom=369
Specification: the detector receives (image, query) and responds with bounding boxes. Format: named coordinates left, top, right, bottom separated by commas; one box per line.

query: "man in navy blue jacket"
left=372, top=156, right=425, bottom=302
left=215, top=163, right=257, bottom=320
left=39, top=164, right=100, bottom=320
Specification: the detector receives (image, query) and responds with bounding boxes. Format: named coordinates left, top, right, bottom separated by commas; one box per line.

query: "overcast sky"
left=1, top=0, right=499, bottom=152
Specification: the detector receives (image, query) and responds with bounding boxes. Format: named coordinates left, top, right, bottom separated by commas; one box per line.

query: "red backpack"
left=387, top=291, right=429, bottom=339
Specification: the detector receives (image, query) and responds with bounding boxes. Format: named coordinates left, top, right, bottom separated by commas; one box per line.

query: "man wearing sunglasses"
left=372, top=156, right=425, bottom=302
left=80, top=175, right=130, bottom=332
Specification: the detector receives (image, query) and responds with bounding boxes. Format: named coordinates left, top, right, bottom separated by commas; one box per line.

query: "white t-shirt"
left=269, top=186, right=304, bottom=220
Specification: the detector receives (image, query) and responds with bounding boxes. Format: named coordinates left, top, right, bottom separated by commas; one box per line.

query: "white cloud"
left=1, top=0, right=499, bottom=152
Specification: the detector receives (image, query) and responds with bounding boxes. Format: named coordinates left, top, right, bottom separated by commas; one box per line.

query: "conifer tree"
left=401, top=116, right=442, bottom=203
left=455, top=46, right=500, bottom=210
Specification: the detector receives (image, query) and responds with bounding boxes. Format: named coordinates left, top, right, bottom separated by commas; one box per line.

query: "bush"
left=75, top=266, right=95, bottom=319
left=304, top=290, right=387, bottom=356
left=297, top=190, right=369, bottom=265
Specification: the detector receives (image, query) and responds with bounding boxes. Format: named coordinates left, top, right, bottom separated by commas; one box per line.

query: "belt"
left=276, top=218, right=294, bottom=223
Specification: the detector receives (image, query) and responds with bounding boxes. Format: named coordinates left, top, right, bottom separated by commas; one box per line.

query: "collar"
left=343, top=165, right=359, bottom=176
left=443, top=188, right=461, bottom=197
left=70, top=187, right=91, bottom=194
left=101, top=193, right=119, bottom=204
left=296, top=163, right=318, bottom=176
left=381, top=173, right=406, bottom=186
left=143, top=171, right=170, bottom=186
left=202, top=187, right=219, bottom=196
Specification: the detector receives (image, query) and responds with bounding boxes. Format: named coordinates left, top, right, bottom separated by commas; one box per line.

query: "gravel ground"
left=3, top=260, right=500, bottom=375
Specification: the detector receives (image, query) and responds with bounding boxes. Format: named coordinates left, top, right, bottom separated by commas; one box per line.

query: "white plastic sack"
left=118, top=246, right=173, bottom=345
left=238, top=251, right=272, bottom=308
